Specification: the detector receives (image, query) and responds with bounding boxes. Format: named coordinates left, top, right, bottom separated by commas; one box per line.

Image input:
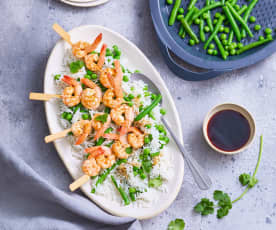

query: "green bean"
left=238, top=5, right=248, bottom=15
left=221, top=0, right=225, bottom=4
left=111, top=176, right=130, bottom=205
left=181, top=6, right=198, bottom=38
left=188, top=0, right=198, bottom=11
left=231, top=0, right=238, bottom=5
left=223, top=5, right=241, bottom=41
left=191, top=2, right=223, bottom=21
left=226, top=2, right=253, bottom=38
left=199, top=19, right=206, bottom=42
left=205, top=0, right=227, bottom=60
left=169, top=0, right=182, bottom=26
left=181, top=18, right=200, bottom=43
left=241, top=0, right=259, bottom=37
left=236, top=37, right=273, bottom=55
left=135, top=94, right=162, bottom=121
left=179, top=25, right=185, bottom=37
left=204, top=15, right=225, bottom=49
left=228, top=31, right=234, bottom=45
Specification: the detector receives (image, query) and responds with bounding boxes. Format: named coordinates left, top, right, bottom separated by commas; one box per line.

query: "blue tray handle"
left=158, top=40, right=231, bottom=81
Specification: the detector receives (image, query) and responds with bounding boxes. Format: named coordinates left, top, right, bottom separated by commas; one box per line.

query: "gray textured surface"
left=1, top=0, right=276, bottom=229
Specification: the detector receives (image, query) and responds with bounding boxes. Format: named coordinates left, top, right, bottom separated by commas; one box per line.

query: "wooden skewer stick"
left=29, top=92, right=62, bottom=101
left=69, top=175, right=90, bottom=192
left=52, top=23, right=73, bottom=46
left=44, top=128, right=72, bottom=143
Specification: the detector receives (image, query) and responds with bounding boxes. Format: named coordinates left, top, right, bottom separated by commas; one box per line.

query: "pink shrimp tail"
left=113, top=60, right=124, bottom=98
left=85, top=33, right=103, bottom=54
left=103, top=133, right=120, bottom=140
left=97, top=43, right=107, bottom=69
left=62, top=75, right=75, bottom=86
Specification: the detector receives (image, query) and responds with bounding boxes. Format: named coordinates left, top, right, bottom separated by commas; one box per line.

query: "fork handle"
left=161, top=118, right=212, bottom=190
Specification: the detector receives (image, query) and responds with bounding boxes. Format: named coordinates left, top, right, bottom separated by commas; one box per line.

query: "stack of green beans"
left=167, top=0, right=274, bottom=60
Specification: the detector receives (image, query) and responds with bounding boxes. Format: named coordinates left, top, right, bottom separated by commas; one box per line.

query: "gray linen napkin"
left=0, top=142, right=142, bottom=230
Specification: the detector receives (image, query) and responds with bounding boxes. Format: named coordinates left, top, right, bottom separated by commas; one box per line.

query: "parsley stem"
left=232, top=135, right=263, bottom=204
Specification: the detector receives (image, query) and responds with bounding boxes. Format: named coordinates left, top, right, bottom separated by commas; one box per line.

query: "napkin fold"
left=0, top=143, right=142, bottom=230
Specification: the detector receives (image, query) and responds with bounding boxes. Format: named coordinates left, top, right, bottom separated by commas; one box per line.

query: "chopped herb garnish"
left=69, top=60, right=84, bottom=73
left=95, top=114, right=108, bottom=123
left=167, top=218, right=185, bottom=230
left=148, top=175, right=163, bottom=188
left=104, top=127, right=113, bottom=134
left=95, top=137, right=105, bottom=146
left=54, top=74, right=61, bottom=80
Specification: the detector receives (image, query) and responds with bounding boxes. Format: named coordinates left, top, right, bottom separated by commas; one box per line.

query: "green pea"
left=194, top=18, right=200, bottom=25
left=166, top=0, right=173, bottom=4
left=145, top=124, right=152, bottom=129
left=249, top=16, right=256, bottom=23
left=207, top=49, right=213, bottom=55
left=224, top=27, right=230, bottom=33
left=209, top=43, right=215, bottom=49
left=84, top=74, right=92, bottom=80
left=215, top=12, right=221, bottom=18
left=222, top=39, right=228, bottom=46
left=213, top=50, right=218, bottom=55
left=91, top=73, right=97, bottom=79
left=189, top=39, right=196, bottom=46
left=178, top=8, right=184, bottom=14
left=160, top=108, right=166, bottom=115
left=82, top=113, right=89, bottom=120
left=234, top=4, right=240, bottom=10
left=237, top=43, right=243, bottom=49
left=266, top=34, right=273, bottom=40
left=86, top=70, right=93, bottom=75
left=105, top=48, right=112, bottom=57
left=219, top=26, right=224, bottom=33
left=225, top=45, right=230, bottom=51
left=265, top=28, right=272, bottom=35
left=112, top=45, right=119, bottom=50
left=128, top=94, right=134, bottom=100
left=203, top=13, right=208, bottom=19
left=143, top=148, right=151, bottom=155
left=213, top=19, right=218, bottom=25
left=123, top=75, right=129, bottom=82
left=220, top=33, right=227, bottom=40
left=144, top=136, right=150, bottom=144
left=151, top=93, right=157, bottom=100
left=254, top=24, right=261, bottom=31
left=230, top=49, right=236, bottom=55
left=61, top=112, right=67, bottom=119
left=177, top=14, right=184, bottom=21
left=231, top=42, right=237, bottom=49
left=128, top=102, right=133, bottom=107
left=259, top=36, right=265, bottom=41
left=66, top=113, right=73, bottom=121
left=225, top=51, right=229, bottom=56
left=204, top=26, right=210, bottom=32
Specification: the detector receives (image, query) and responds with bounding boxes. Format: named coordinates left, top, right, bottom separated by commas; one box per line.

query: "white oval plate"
left=44, top=25, right=184, bottom=219
left=60, top=0, right=108, bottom=7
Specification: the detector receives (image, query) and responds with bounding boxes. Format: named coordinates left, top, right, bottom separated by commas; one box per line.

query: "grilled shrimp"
left=82, top=158, right=101, bottom=177
left=92, top=113, right=111, bottom=141
left=112, top=140, right=131, bottom=159
left=110, top=104, right=134, bottom=135
left=61, top=75, right=82, bottom=107
left=71, top=120, right=92, bottom=145
left=127, top=127, right=144, bottom=149
left=84, top=44, right=107, bottom=72
left=72, top=33, right=102, bottom=59
left=85, top=146, right=115, bottom=169
left=102, top=89, right=124, bottom=109
left=80, top=78, right=102, bottom=110
left=99, top=68, right=116, bottom=89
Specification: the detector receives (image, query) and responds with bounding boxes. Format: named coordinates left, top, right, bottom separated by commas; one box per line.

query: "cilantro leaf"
left=194, top=198, right=214, bottom=216
left=217, top=207, right=230, bottom=219
left=239, top=173, right=251, bottom=186
left=70, top=60, right=84, bottom=73
left=248, top=177, right=258, bottom=188
left=148, top=176, right=163, bottom=188
left=94, top=114, right=108, bottom=123
left=167, top=218, right=185, bottom=230
left=213, top=190, right=225, bottom=201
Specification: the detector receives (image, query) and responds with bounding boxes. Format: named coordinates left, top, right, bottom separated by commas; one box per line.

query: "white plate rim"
left=60, top=0, right=109, bottom=7
left=44, top=25, right=184, bottom=219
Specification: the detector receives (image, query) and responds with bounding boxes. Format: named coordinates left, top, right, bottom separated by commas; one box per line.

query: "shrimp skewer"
left=92, top=113, right=112, bottom=141
left=69, top=146, right=115, bottom=191
left=52, top=23, right=102, bottom=59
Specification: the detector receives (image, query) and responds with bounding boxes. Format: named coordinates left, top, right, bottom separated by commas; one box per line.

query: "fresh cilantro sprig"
left=167, top=218, right=185, bottom=230
left=194, top=135, right=263, bottom=219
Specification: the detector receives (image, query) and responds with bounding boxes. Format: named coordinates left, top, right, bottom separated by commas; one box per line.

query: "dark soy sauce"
left=207, top=110, right=251, bottom=152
